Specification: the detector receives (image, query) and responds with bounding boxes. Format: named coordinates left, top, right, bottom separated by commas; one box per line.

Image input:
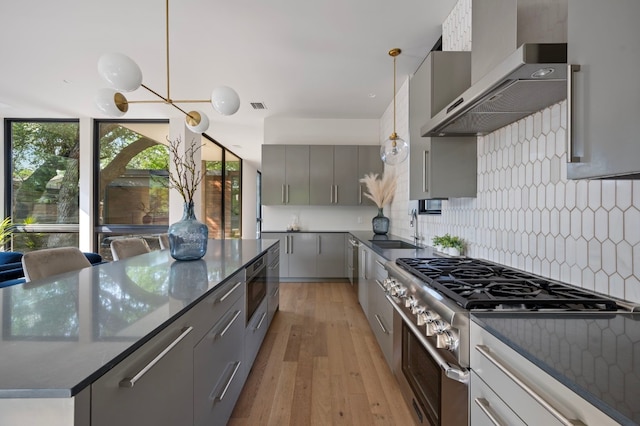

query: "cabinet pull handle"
left=329, top=185, right=334, bottom=203
left=317, top=235, right=321, bottom=254
left=359, top=184, right=363, bottom=204
left=271, top=287, right=279, bottom=298
left=284, top=235, right=289, bottom=254
left=375, top=279, right=385, bottom=291
left=374, top=314, right=389, bottom=334
left=286, top=185, right=290, bottom=204
left=218, top=281, right=242, bottom=303
left=119, top=326, right=193, bottom=388
left=254, top=311, right=267, bottom=331
left=334, top=185, right=338, bottom=204
left=362, top=250, right=368, bottom=280
left=475, top=345, right=586, bottom=426
left=289, top=235, right=293, bottom=253
left=422, top=150, right=430, bottom=192
left=567, top=64, right=582, bottom=163
left=375, top=259, right=385, bottom=268
left=216, top=310, right=241, bottom=339
left=281, top=184, right=285, bottom=204
left=212, top=361, right=242, bottom=402
left=474, top=397, right=505, bottom=426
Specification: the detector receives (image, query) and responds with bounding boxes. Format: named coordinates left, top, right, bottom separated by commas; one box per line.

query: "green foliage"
left=432, top=234, right=465, bottom=251
left=0, top=217, right=13, bottom=250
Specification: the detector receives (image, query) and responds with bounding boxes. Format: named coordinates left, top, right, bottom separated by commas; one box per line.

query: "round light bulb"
left=185, top=110, right=210, bottom=134
left=98, top=53, right=143, bottom=92
left=211, top=86, right=240, bottom=115
left=95, top=88, right=127, bottom=117
left=380, top=135, right=409, bottom=165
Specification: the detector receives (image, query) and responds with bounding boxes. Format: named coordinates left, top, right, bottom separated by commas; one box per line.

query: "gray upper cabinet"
left=309, top=146, right=359, bottom=205
left=262, top=145, right=310, bottom=205
left=409, top=51, right=477, bottom=200
left=357, top=146, right=384, bottom=206
left=265, top=144, right=381, bottom=206
left=566, top=0, right=640, bottom=179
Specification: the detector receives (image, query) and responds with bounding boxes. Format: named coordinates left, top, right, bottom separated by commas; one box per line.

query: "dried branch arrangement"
left=359, top=171, right=397, bottom=208
left=166, top=137, right=203, bottom=204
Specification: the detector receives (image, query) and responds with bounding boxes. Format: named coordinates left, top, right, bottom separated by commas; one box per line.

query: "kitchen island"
left=0, top=238, right=278, bottom=425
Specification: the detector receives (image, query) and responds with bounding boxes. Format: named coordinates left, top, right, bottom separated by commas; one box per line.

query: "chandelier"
left=95, top=0, right=239, bottom=133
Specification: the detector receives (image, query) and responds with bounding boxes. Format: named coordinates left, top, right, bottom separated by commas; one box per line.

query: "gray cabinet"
left=245, top=298, right=269, bottom=370
left=266, top=243, right=280, bottom=324
left=358, top=245, right=371, bottom=314
left=194, top=295, right=245, bottom=426
left=409, top=51, right=477, bottom=200
left=367, top=255, right=393, bottom=368
left=262, top=232, right=345, bottom=279
left=357, top=146, right=384, bottom=206
left=91, top=314, right=195, bottom=426
left=309, top=145, right=359, bottom=205
left=566, top=0, right=640, bottom=179
left=262, top=145, right=309, bottom=205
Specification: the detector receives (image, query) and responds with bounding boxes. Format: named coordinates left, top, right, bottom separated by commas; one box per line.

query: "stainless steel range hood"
left=421, top=43, right=567, bottom=137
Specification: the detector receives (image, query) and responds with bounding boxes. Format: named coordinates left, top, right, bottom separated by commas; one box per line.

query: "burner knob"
left=395, top=286, right=407, bottom=298
left=436, top=329, right=459, bottom=351
left=405, top=296, right=417, bottom=309
left=427, top=319, right=448, bottom=337
left=382, top=278, right=395, bottom=292
left=419, top=311, right=440, bottom=331
left=412, top=304, right=425, bottom=317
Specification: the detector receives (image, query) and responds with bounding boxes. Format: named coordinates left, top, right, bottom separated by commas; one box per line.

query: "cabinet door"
left=287, top=233, right=317, bottom=278
left=91, top=317, right=194, bottom=426
left=368, top=276, right=393, bottom=368
left=266, top=243, right=280, bottom=324
left=194, top=296, right=245, bottom=426
left=567, top=0, right=640, bottom=179
left=262, top=145, right=286, bottom=205
left=333, top=146, right=359, bottom=205
left=358, top=246, right=370, bottom=314
left=357, top=146, right=383, bottom=206
left=285, top=145, right=310, bottom=204
left=309, top=146, right=334, bottom=205
left=262, top=233, right=289, bottom=278
left=316, top=233, right=345, bottom=278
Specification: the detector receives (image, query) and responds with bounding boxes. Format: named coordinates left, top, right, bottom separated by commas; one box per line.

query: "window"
left=5, top=120, right=80, bottom=251
left=95, top=121, right=170, bottom=259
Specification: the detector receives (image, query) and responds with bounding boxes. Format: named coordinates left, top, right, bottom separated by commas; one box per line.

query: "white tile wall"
left=383, top=0, right=640, bottom=303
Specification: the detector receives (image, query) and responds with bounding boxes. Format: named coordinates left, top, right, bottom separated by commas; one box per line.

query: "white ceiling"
left=0, top=0, right=456, bottom=168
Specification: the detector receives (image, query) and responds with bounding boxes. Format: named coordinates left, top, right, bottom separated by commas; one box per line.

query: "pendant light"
left=95, top=0, right=240, bottom=134
left=380, top=48, right=409, bottom=165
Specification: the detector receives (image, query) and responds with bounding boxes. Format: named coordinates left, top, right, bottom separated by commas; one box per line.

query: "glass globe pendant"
left=381, top=48, right=408, bottom=166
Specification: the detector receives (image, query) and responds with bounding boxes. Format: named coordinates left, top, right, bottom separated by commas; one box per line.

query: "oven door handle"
left=387, top=294, right=469, bottom=384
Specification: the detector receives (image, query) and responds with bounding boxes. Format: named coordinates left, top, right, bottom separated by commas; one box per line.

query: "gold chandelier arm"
left=170, top=99, right=211, bottom=103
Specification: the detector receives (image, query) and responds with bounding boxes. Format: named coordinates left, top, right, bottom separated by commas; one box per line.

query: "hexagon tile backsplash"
left=387, top=99, right=640, bottom=304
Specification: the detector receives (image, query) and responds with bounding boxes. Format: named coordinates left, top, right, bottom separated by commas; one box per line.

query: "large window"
left=95, top=121, right=170, bottom=259
left=5, top=120, right=80, bottom=251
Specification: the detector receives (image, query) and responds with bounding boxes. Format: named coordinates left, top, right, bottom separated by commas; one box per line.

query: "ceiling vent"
left=250, top=102, right=267, bottom=110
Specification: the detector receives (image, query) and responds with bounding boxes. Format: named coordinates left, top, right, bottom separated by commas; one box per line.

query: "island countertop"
left=0, top=239, right=277, bottom=399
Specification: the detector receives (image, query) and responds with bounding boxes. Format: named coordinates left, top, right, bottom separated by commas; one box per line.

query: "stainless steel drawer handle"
left=119, top=326, right=193, bottom=388
left=211, top=361, right=242, bottom=402
left=374, top=314, right=389, bottom=335
left=474, top=397, right=505, bottom=426
left=567, top=64, right=582, bottom=163
left=475, top=345, right=586, bottom=426
left=218, top=281, right=243, bottom=303
left=375, top=279, right=385, bottom=291
left=254, top=311, right=267, bottom=331
left=271, top=287, right=280, bottom=298
left=216, top=310, right=241, bottom=339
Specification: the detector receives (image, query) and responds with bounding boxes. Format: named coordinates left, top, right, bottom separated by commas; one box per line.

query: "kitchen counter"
left=473, top=312, right=640, bottom=425
left=0, top=239, right=277, bottom=398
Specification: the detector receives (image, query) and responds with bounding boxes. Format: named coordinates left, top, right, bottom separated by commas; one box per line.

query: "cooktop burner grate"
left=395, top=258, right=620, bottom=311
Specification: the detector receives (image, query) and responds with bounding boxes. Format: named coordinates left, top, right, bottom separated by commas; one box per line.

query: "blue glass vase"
left=168, top=202, right=209, bottom=261
left=372, top=207, right=389, bottom=235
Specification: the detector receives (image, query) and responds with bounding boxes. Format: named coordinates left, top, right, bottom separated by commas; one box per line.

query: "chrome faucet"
left=410, top=208, right=419, bottom=244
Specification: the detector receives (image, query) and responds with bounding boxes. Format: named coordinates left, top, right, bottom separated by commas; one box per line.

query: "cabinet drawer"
left=372, top=255, right=388, bottom=282
left=194, top=296, right=245, bottom=426
left=368, top=277, right=393, bottom=367
left=470, top=370, right=525, bottom=426
left=245, top=298, right=269, bottom=371
left=190, top=270, right=245, bottom=343
left=91, top=314, right=195, bottom=426
left=470, top=321, right=617, bottom=426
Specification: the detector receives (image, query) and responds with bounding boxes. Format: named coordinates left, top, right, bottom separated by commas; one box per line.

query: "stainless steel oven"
left=245, top=255, right=267, bottom=323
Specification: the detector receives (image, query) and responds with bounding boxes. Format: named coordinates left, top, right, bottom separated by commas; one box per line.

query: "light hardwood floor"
left=229, top=281, right=415, bottom=426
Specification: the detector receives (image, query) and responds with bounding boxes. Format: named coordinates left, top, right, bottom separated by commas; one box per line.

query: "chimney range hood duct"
left=422, top=43, right=567, bottom=137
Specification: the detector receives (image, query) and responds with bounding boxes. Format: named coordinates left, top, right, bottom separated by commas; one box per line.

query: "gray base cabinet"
left=91, top=314, right=195, bottom=426
left=245, top=298, right=269, bottom=372
left=367, top=264, right=393, bottom=368
left=266, top=243, right=280, bottom=324
left=262, top=232, right=345, bottom=280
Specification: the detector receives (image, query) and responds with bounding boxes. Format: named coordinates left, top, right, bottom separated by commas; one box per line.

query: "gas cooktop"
left=395, top=257, right=621, bottom=311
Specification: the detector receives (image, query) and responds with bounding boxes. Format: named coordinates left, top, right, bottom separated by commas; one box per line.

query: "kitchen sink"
left=369, top=240, right=420, bottom=249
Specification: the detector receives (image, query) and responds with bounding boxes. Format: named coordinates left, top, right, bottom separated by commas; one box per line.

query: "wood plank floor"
left=229, top=281, right=415, bottom=426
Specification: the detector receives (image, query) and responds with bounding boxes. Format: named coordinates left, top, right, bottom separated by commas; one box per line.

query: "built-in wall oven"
left=245, top=255, right=267, bottom=323
left=384, top=257, right=634, bottom=426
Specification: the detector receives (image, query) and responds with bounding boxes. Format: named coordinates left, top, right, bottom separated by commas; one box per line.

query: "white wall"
left=386, top=0, right=640, bottom=303
left=261, top=116, right=382, bottom=232
left=242, top=162, right=258, bottom=239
